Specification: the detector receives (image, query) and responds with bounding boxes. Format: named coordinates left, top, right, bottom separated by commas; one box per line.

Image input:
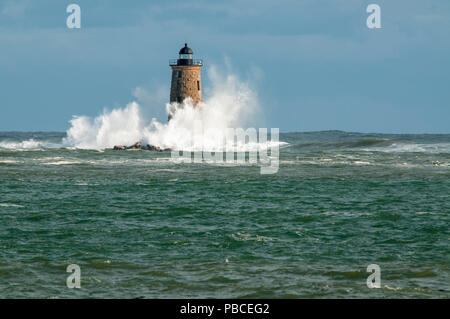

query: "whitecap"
left=367, top=143, right=450, bottom=154
left=0, top=160, right=18, bottom=164
left=0, top=139, right=61, bottom=149
left=382, top=285, right=402, bottom=291
left=415, top=211, right=433, bottom=215
left=43, top=161, right=82, bottom=165
left=353, top=161, right=371, bottom=165
left=0, top=203, right=24, bottom=208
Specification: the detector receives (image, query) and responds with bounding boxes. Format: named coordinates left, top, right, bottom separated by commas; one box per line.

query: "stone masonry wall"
left=170, top=65, right=202, bottom=105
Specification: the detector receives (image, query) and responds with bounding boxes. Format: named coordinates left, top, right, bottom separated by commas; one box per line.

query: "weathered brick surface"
left=169, top=65, right=202, bottom=105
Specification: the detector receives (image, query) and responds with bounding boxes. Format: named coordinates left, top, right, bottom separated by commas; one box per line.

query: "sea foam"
left=0, top=139, right=51, bottom=149
left=64, top=66, right=266, bottom=151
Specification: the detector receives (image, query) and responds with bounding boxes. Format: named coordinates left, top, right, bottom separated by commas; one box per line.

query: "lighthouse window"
left=178, top=71, right=182, bottom=78
left=177, top=96, right=182, bottom=103
left=197, top=81, right=200, bottom=90
left=180, top=54, right=192, bottom=59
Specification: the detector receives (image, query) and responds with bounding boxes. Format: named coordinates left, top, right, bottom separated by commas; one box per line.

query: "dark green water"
left=0, top=131, right=449, bottom=298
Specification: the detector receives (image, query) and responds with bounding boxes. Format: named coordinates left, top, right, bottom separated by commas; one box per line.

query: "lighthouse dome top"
left=179, top=43, right=193, bottom=55
left=169, top=43, right=202, bottom=66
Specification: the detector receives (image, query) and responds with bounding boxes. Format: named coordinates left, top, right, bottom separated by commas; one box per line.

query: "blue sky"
left=0, top=0, right=449, bottom=133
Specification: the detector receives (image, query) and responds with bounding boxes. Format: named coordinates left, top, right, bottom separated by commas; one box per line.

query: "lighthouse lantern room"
left=169, top=43, right=203, bottom=110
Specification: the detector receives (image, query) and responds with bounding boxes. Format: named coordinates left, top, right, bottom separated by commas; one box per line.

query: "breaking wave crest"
left=285, top=138, right=450, bottom=154
left=63, top=66, right=267, bottom=151
left=0, top=139, right=59, bottom=150
left=367, top=142, right=450, bottom=153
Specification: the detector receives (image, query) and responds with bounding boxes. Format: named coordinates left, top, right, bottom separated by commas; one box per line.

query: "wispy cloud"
left=1, top=0, right=29, bottom=18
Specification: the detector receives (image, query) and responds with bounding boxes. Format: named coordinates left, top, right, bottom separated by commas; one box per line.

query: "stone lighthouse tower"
left=169, top=43, right=203, bottom=109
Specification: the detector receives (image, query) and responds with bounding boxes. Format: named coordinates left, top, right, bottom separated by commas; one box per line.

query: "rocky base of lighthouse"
left=112, top=142, right=171, bottom=152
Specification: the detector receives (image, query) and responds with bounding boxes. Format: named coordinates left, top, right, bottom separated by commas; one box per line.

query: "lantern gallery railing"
left=169, top=59, right=203, bottom=66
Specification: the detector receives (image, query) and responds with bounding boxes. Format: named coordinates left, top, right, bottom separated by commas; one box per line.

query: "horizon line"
left=1, top=129, right=450, bottom=136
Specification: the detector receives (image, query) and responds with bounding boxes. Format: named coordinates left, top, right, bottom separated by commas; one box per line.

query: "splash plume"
left=64, top=66, right=261, bottom=150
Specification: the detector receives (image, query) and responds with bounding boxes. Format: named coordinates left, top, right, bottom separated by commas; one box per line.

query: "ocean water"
left=0, top=131, right=449, bottom=298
